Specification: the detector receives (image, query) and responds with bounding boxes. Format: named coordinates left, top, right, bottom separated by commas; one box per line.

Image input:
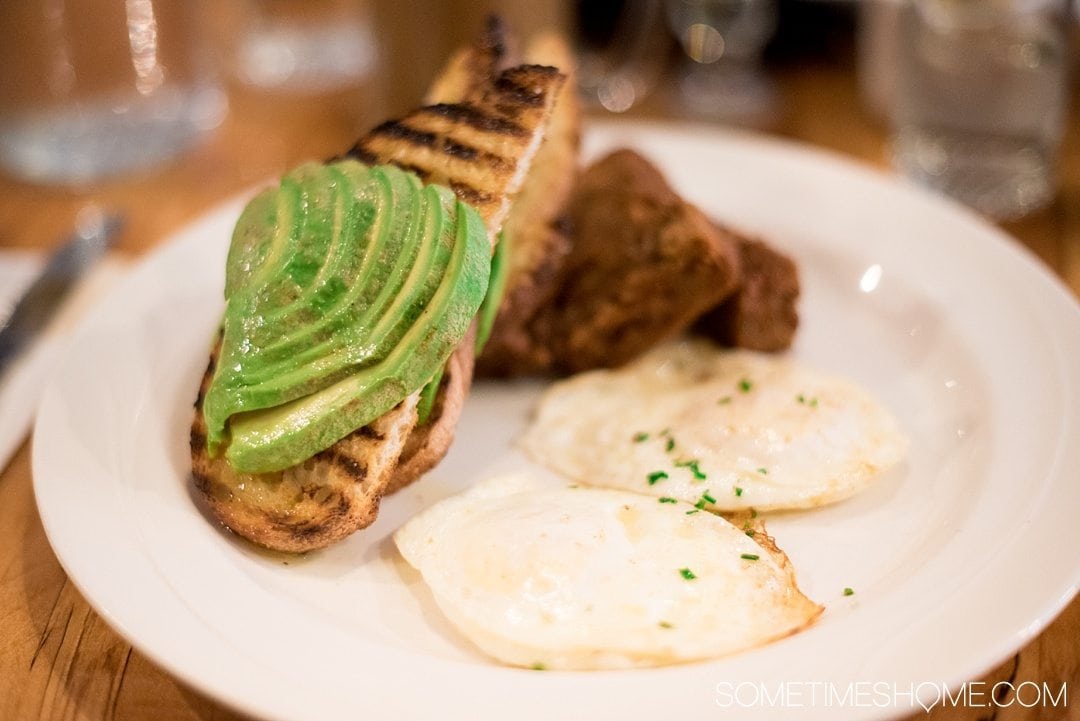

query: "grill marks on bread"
left=190, top=338, right=419, bottom=552
left=347, top=48, right=564, bottom=249
left=191, top=18, right=564, bottom=552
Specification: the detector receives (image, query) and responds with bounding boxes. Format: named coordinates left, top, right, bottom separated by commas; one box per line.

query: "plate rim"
left=32, top=120, right=1080, bottom=721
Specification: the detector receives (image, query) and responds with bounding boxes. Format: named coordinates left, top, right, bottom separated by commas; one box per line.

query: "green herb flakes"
left=756, top=467, right=768, bottom=475
left=740, top=553, right=760, bottom=561
left=702, top=491, right=716, bottom=504
left=738, top=378, right=753, bottom=393
left=632, top=432, right=649, bottom=443
left=843, top=587, right=855, bottom=596
left=679, top=567, right=697, bottom=580
left=675, top=459, right=707, bottom=480
left=659, top=621, right=674, bottom=629
left=647, top=470, right=669, bottom=485
left=665, top=437, right=675, bottom=452
left=531, top=662, right=546, bottom=671
left=658, top=497, right=677, bottom=504
left=734, top=487, right=744, bottom=497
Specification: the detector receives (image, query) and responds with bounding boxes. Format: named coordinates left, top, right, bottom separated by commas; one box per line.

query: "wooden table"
left=1, top=50, right=1077, bottom=721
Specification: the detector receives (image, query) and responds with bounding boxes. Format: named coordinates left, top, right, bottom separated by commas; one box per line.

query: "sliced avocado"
left=201, top=159, right=491, bottom=472
left=203, top=162, right=429, bottom=451
left=225, top=202, right=489, bottom=472
left=475, top=229, right=511, bottom=354
left=416, top=364, right=446, bottom=425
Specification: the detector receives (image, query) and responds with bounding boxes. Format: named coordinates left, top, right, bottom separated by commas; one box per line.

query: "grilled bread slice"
left=423, top=15, right=515, bottom=105
left=475, top=33, right=581, bottom=377
left=192, top=22, right=565, bottom=552
left=391, top=26, right=581, bottom=485
left=347, top=21, right=562, bottom=252
left=191, top=340, right=420, bottom=551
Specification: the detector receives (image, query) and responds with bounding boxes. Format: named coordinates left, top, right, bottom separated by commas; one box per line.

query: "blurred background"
left=0, top=0, right=1077, bottom=250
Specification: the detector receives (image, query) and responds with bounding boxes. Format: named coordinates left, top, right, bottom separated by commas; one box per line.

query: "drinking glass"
left=228, top=0, right=377, bottom=94
left=0, top=0, right=226, bottom=185
left=892, top=0, right=1069, bottom=220
left=573, top=0, right=671, bottom=113
left=666, top=0, right=778, bottom=124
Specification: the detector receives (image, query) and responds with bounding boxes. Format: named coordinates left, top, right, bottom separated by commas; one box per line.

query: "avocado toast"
left=191, top=20, right=566, bottom=552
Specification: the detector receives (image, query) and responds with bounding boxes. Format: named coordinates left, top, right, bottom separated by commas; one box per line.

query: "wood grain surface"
left=0, top=11, right=1078, bottom=721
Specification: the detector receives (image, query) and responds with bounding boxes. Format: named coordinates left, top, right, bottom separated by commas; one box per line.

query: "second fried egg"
left=520, top=339, right=907, bottom=511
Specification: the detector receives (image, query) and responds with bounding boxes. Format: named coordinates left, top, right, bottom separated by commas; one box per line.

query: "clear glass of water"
left=0, top=0, right=226, bottom=186
left=228, top=0, right=378, bottom=94
left=666, top=0, right=778, bottom=125
left=892, top=0, right=1069, bottom=220
left=572, top=0, right=672, bottom=113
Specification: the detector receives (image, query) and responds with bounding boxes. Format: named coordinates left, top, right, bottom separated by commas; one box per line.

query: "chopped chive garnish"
left=797, top=394, right=806, bottom=404
left=632, top=432, right=649, bottom=443
left=745, top=529, right=756, bottom=537
left=738, top=378, right=753, bottom=393
left=843, top=587, right=855, bottom=596
left=750, top=508, right=758, bottom=518
left=658, top=497, right=677, bottom=504
left=675, top=459, right=707, bottom=480
left=647, top=470, right=669, bottom=485
left=685, top=509, right=699, bottom=515
left=702, top=491, right=716, bottom=504
left=740, top=553, right=760, bottom=561
left=531, top=662, right=546, bottom=670
left=665, top=437, right=675, bottom=452
left=659, top=621, right=673, bottom=629
left=694, top=499, right=706, bottom=510
left=679, top=567, right=697, bottom=580
left=734, top=487, right=744, bottom=497
left=757, top=467, right=768, bottom=475
left=718, top=396, right=732, bottom=405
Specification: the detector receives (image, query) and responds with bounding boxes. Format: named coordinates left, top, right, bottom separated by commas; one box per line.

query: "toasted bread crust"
left=386, top=328, right=477, bottom=494
left=347, top=40, right=565, bottom=251
left=191, top=339, right=420, bottom=552
left=424, top=16, right=515, bottom=106
left=476, top=33, right=581, bottom=377
left=192, top=21, right=565, bottom=552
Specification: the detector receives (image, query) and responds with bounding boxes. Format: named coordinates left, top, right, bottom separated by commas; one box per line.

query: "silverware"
left=0, top=208, right=123, bottom=376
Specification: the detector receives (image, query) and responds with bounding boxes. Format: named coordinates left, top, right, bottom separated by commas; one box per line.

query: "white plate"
left=33, top=122, right=1080, bottom=721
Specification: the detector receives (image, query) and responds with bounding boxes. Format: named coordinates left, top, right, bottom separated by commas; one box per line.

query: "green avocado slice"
left=201, top=160, right=490, bottom=472
left=224, top=205, right=489, bottom=472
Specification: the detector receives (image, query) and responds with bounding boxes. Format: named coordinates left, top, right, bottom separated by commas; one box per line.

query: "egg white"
left=520, top=339, right=908, bottom=511
left=394, top=474, right=822, bottom=670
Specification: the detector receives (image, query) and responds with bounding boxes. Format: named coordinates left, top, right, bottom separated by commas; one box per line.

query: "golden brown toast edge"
left=191, top=22, right=566, bottom=552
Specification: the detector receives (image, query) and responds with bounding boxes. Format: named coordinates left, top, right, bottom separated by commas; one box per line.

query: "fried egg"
left=394, top=474, right=822, bottom=670
left=521, top=339, right=907, bottom=511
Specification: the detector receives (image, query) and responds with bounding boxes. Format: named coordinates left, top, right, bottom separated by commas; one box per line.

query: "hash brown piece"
left=546, top=149, right=742, bottom=373
left=695, top=229, right=800, bottom=352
